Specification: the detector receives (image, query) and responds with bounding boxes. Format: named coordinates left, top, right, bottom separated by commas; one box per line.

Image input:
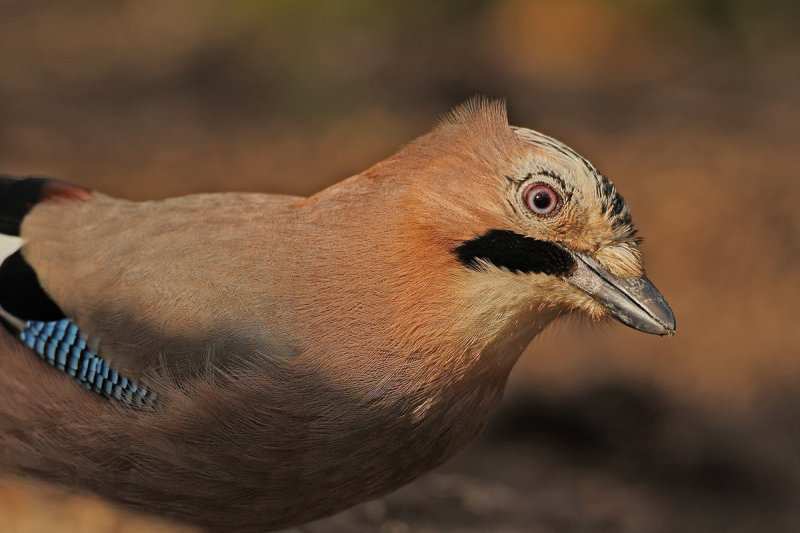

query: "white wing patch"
left=0, top=234, right=22, bottom=263
left=0, top=234, right=25, bottom=329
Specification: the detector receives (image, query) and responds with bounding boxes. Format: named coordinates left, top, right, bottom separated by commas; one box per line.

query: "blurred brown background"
left=1, top=1, right=799, bottom=531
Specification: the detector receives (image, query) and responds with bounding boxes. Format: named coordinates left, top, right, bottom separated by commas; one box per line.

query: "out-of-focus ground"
left=0, top=1, right=799, bottom=531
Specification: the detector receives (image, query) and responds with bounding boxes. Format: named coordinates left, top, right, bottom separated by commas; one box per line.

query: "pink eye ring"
left=524, top=183, right=560, bottom=216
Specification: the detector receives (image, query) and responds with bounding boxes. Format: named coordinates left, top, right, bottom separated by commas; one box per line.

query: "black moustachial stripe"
left=455, top=229, right=576, bottom=276
left=0, top=251, right=65, bottom=321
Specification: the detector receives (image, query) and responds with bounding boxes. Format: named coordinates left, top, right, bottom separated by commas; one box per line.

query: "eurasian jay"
left=0, top=99, right=674, bottom=532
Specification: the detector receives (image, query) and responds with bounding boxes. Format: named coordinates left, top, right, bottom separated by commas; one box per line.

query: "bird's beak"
left=565, top=251, right=676, bottom=336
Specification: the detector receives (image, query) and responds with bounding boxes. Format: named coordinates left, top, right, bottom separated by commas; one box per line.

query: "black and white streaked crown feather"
left=511, top=127, right=637, bottom=241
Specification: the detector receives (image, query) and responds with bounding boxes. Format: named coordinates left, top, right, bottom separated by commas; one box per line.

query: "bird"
left=0, top=99, right=674, bottom=532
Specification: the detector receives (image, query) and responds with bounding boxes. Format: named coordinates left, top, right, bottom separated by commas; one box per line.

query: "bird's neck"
left=288, top=178, right=565, bottom=420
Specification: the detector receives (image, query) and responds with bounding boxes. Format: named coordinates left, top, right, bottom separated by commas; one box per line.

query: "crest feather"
left=439, top=96, right=508, bottom=129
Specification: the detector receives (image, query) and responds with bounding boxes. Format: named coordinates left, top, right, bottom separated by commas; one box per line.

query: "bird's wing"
left=0, top=175, right=302, bottom=400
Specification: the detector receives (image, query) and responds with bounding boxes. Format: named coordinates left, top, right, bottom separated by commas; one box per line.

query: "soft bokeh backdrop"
left=1, top=1, right=799, bottom=531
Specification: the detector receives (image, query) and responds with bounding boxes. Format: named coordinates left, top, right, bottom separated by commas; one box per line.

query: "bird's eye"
left=524, top=184, right=559, bottom=216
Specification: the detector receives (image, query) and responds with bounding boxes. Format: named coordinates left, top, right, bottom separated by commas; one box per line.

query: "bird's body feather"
left=0, top=99, right=674, bottom=532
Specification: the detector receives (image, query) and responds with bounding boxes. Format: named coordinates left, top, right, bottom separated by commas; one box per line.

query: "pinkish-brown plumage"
left=0, top=99, right=674, bottom=531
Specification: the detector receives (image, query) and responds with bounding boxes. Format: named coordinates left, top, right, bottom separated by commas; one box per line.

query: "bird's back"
left=18, top=191, right=305, bottom=378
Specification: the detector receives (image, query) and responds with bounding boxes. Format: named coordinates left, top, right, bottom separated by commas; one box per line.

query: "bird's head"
left=388, top=99, right=675, bottom=351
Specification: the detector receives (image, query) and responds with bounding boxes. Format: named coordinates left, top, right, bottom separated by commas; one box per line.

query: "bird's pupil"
left=533, top=192, right=551, bottom=209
